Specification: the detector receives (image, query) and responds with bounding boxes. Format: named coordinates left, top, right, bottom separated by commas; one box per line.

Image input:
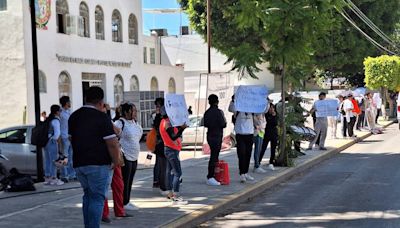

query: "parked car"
left=0, top=125, right=39, bottom=175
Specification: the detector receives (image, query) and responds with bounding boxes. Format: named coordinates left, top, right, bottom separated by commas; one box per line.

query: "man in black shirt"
left=69, top=87, right=123, bottom=228
left=204, top=94, right=227, bottom=186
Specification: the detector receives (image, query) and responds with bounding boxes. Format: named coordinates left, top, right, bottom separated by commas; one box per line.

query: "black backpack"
left=31, top=119, right=57, bottom=147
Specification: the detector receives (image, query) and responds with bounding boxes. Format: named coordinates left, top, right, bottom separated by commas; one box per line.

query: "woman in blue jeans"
left=44, top=105, right=64, bottom=186
left=159, top=107, right=188, bottom=204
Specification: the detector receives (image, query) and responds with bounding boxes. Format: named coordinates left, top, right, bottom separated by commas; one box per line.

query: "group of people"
left=308, top=91, right=384, bottom=151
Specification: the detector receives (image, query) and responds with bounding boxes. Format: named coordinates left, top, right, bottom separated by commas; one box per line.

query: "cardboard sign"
left=165, top=94, right=190, bottom=127
left=234, top=85, right=268, bottom=113
left=314, top=99, right=339, bottom=117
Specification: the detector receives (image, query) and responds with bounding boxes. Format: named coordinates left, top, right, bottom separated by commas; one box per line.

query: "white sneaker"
left=240, top=174, right=246, bottom=183
left=50, top=179, right=64, bottom=186
left=244, top=173, right=255, bottom=181
left=206, top=178, right=221, bottom=186
left=254, top=167, right=267, bottom=174
left=124, top=202, right=139, bottom=211
left=170, top=195, right=188, bottom=205
left=268, top=164, right=275, bottom=171
left=160, top=190, right=170, bottom=196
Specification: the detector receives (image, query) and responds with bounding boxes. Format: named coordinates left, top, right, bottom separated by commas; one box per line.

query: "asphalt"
left=0, top=120, right=393, bottom=228
left=202, top=124, right=400, bottom=228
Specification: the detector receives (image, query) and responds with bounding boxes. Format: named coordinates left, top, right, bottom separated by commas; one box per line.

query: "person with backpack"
left=44, top=105, right=64, bottom=186
left=203, top=94, right=227, bottom=186
left=114, top=103, right=143, bottom=211
left=159, top=106, right=188, bottom=204
left=229, top=96, right=255, bottom=183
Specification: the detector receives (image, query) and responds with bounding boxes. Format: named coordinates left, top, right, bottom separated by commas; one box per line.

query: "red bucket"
left=215, top=160, right=230, bottom=185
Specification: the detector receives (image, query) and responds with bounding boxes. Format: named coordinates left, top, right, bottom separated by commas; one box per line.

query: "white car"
left=182, top=116, right=205, bottom=146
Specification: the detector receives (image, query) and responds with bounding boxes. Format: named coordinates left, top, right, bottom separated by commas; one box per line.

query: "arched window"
left=130, top=75, right=139, bottom=91
left=168, top=77, right=176, bottom=93
left=112, top=10, right=122, bottom=42
left=95, top=5, right=104, bottom=40
left=114, top=75, right=124, bottom=106
left=79, top=2, right=90, bottom=37
left=128, top=14, right=138, bottom=44
left=39, top=70, right=47, bottom=93
left=59, top=71, right=71, bottom=98
left=56, top=0, right=69, bottom=34
left=150, top=77, right=158, bottom=91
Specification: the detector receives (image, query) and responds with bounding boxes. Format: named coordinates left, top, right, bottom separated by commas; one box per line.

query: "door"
left=0, top=128, right=30, bottom=173
left=82, top=81, right=90, bottom=104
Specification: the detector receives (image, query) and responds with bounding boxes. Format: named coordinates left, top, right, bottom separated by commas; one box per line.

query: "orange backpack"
left=146, top=128, right=157, bottom=152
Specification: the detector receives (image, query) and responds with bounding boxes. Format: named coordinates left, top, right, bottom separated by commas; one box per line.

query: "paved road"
left=202, top=124, right=400, bottom=228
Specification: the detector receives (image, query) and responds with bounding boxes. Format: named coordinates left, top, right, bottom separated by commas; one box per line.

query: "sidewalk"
left=0, top=120, right=393, bottom=228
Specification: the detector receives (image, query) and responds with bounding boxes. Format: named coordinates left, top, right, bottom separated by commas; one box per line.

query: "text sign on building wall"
left=235, top=85, right=268, bottom=113
left=314, top=99, right=339, bottom=117
left=56, top=54, right=132, bottom=68
left=165, top=94, right=190, bottom=127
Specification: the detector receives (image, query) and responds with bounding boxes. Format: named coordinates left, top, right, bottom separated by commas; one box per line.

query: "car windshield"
left=188, top=117, right=201, bottom=127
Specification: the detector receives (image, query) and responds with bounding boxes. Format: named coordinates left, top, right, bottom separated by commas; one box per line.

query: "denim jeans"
left=164, top=147, right=182, bottom=193
left=253, top=135, right=263, bottom=168
left=75, top=165, right=111, bottom=228
left=44, top=139, right=58, bottom=178
left=61, top=138, right=76, bottom=179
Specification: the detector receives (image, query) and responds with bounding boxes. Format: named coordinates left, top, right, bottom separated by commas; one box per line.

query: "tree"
left=179, top=0, right=343, bottom=166
left=364, top=55, right=400, bottom=118
left=313, top=0, right=400, bottom=87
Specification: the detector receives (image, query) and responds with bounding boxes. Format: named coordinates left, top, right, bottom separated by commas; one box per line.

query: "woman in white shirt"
left=44, top=105, right=64, bottom=186
left=115, top=103, right=143, bottom=211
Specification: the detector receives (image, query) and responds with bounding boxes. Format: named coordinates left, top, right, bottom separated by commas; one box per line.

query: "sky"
left=142, top=0, right=189, bottom=35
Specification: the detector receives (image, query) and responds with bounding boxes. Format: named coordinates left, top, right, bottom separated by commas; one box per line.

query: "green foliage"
left=364, top=55, right=400, bottom=90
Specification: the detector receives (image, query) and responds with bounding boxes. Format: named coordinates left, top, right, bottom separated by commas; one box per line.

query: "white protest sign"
left=234, top=85, right=268, bottom=113
left=314, top=99, right=339, bottom=117
left=164, top=94, right=190, bottom=127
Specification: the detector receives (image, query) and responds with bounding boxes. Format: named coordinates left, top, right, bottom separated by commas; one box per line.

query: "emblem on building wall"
left=35, top=0, right=51, bottom=30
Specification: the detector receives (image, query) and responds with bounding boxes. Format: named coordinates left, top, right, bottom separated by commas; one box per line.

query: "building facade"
left=0, top=0, right=184, bottom=129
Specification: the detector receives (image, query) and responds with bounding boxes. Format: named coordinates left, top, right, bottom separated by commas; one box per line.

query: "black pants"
left=207, top=135, right=222, bottom=179
left=121, top=157, right=138, bottom=205
left=357, top=111, right=365, bottom=129
left=342, top=117, right=348, bottom=137
left=376, top=109, right=381, bottom=123
left=260, top=133, right=278, bottom=165
left=348, top=116, right=357, bottom=137
left=236, top=134, right=253, bottom=175
left=154, top=153, right=167, bottom=191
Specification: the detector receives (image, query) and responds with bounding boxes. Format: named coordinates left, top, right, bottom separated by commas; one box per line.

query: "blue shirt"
left=60, top=108, right=71, bottom=139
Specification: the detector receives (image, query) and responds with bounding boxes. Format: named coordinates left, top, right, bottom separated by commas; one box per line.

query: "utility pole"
left=29, top=0, right=44, bottom=182
left=207, top=0, right=211, bottom=74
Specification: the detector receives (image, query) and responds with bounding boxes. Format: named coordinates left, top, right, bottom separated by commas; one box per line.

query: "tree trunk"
left=276, top=58, right=288, bottom=166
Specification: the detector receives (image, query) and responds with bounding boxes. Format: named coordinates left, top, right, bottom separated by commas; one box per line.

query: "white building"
left=0, top=0, right=184, bottom=129
left=160, top=34, right=275, bottom=113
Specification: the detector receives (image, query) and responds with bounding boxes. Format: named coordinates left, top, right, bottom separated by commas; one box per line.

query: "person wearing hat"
left=307, top=92, right=328, bottom=150
left=203, top=94, right=227, bottom=186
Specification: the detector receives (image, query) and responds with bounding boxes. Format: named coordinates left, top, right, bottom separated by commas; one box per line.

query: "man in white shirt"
left=307, top=92, right=328, bottom=151
left=343, top=94, right=357, bottom=138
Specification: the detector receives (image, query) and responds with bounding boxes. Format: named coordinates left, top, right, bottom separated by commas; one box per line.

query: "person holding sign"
left=159, top=106, right=188, bottom=205
left=307, top=92, right=328, bottom=151
left=204, top=94, right=227, bottom=186
left=229, top=96, right=256, bottom=183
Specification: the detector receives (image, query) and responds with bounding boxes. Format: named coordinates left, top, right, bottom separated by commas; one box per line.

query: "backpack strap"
left=119, top=119, right=125, bottom=132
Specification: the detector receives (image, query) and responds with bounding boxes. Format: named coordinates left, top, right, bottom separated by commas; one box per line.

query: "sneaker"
left=206, top=178, right=221, bottom=186
left=160, top=190, right=170, bottom=196
left=44, top=177, right=51, bottom=185
left=244, top=173, right=255, bottom=181
left=254, top=167, right=267, bottom=174
left=319, top=147, right=327, bottom=151
left=124, top=202, right=139, bottom=211
left=240, top=174, right=246, bottom=183
left=50, top=179, right=64, bottom=186
left=268, top=164, right=275, bottom=171
left=101, top=217, right=112, bottom=224
left=170, top=195, right=188, bottom=205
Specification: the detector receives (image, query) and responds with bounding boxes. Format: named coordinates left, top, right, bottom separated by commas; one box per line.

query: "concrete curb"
left=161, top=121, right=394, bottom=228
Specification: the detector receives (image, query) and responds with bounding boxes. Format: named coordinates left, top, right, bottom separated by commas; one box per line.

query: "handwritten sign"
left=235, top=85, right=268, bottom=113
left=314, top=99, right=339, bottom=117
left=165, top=94, right=190, bottom=127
